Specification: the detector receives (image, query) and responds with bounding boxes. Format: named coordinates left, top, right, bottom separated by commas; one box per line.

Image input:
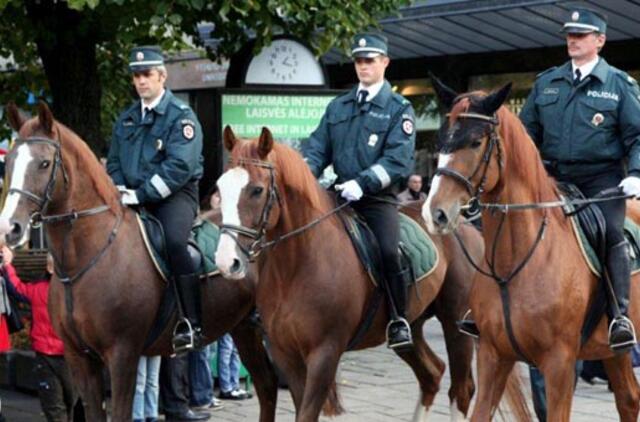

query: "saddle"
left=560, top=183, right=640, bottom=345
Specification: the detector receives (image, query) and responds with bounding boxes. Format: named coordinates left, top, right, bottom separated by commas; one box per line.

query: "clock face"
left=244, top=38, right=325, bottom=86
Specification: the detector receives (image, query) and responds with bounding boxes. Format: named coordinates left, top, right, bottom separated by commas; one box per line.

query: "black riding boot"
left=172, top=273, right=204, bottom=354
left=458, top=309, right=480, bottom=338
left=385, top=268, right=413, bottom=350
left=607, top=241, right=636, bottom=353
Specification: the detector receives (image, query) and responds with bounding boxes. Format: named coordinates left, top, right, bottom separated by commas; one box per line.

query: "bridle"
left=433, top=112, right=503, bottom=214
left=219, top=157, right=350, bottom=260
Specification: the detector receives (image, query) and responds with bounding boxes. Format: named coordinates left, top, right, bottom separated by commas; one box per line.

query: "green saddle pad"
left=574, top=216, right=640, bottom=276
left=137, top=214, right=220, bottom=280
left=398, top=213, right=439, bottom=281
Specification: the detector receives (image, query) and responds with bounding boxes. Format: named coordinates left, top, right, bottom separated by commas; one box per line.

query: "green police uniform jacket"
left=304, top=80, right=416, bottom=194
left=107, top=89, right=203, bottom=203
left=520, top=58, right=640, bottom=178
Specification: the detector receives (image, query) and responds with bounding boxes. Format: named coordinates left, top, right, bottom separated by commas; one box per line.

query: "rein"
left=220, top=157, right=349, bottom=260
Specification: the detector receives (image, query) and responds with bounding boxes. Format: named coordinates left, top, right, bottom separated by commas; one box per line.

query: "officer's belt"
left=542, top=159, right=618, bottom=167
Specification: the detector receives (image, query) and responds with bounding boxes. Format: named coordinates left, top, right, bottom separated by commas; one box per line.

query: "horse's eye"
left=470, top=139, right=483, bottom=149
left=251, top=186, right=264, bottom=197
left=39, top=160, right=51, bottom=169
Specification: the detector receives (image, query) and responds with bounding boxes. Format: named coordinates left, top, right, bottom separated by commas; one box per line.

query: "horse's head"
left=215, top=126, right=281, bottom=279
left=0, top=101, right=66, bottom=246
left=423, top=75, right=511, bottom=234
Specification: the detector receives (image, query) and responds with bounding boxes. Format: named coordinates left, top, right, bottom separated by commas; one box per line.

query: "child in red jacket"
left=3, top=247, right=77, bottom=422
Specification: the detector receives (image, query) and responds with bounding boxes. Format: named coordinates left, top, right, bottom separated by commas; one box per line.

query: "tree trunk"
left=26, top=1, right=104, bottom=155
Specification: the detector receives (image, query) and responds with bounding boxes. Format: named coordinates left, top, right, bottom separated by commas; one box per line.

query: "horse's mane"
left=233, top=140, right=330, bottom=214
left=23, top=119, right=121, bottom=212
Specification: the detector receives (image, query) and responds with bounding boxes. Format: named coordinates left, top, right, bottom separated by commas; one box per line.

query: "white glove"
left=619, top=176, right=640, bottom=199
left=120, top=189, right=139, bottom=205
left=116, top=185, right=127, bottom=193
left=336, top=180, right=363, bottom=202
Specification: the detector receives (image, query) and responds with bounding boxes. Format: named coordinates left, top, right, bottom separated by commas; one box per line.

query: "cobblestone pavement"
left=2, top=318, right=636, bottom=421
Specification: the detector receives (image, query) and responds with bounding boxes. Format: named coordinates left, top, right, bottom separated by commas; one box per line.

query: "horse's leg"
left=295, top=344, right=342, bottom=422
left=231, top=317, right=279, bottom=422
left=267, top=341, right=306, bottom=412
left=470, top=340, right=514, bottom=422
left=395, top=320, right=446, bottom=421
left=437, top=313, right=475, bottom=418
left=64, top=346, right=106, bottom=421
left=104, top=344, right=142, bottom=422
left=540, top=349, right=576, bottom=422
left=603, top=352, right=640, bottom=422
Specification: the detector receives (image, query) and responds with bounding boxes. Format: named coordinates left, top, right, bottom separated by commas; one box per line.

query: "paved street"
left=2, top=318, right=635, bottom=421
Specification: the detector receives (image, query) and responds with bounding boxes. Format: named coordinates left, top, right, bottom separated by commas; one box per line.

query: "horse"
left=213, top=126, right=530, bottom=421
left=422, top=79, right=640, bottom=421
left=0, top=102, right=279, bottom=422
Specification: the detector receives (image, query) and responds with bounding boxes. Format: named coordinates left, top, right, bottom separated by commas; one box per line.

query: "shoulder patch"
left=401, top=116, right=414, bottom=136
left=536, top=66, right=557, bottom=79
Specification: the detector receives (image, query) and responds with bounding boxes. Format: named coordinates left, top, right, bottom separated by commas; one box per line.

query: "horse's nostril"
left=434, top=209, right=449, bottom=227
left=10, top=222, right=22, bottom=237
left=230, top=258, right=242, bottom=274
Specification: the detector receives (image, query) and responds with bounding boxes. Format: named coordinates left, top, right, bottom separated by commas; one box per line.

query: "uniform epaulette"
left=536, top=67, right=557, bottom=78
left=391, top=92, right=410, bottom=106
left=615, top=69, right=638, bottom=86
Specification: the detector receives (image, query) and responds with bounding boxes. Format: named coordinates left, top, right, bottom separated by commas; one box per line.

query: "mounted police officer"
left=106, top=46, right=205, bottom=354
left=520, top=8, right=640, bottom=353
left=304, top=33, right=417, bottom=350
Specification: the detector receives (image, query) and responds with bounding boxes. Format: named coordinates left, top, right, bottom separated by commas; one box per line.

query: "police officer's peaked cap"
left=351, top=33, right=388, bottom=59
left=129, top=45, right=165, bottom=72
left=562, top=8, right=607, bottom=34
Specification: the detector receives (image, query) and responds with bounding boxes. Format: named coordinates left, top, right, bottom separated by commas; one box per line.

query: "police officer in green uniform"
left=107, top=46, right=205, bottom=354
left=304, top=33, right=417, bottom=349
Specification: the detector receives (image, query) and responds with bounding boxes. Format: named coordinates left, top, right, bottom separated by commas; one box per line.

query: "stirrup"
left=608, top=316, right=637, bottom=353
left=172, top=317, right=195, bottom=354
left=386, top=318, right=413, bottom=350
left=457, top=309, right=479, bottom=339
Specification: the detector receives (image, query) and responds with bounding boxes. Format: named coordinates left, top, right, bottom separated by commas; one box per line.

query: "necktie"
left=357, top=90, right=368, bottom=106
left=574, top=69, right=582, bottom=87
left=143, top=107, right=150, bottom=118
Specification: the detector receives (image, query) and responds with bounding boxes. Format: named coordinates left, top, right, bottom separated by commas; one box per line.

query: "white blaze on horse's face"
left=423, top=153, right=454, bottom=233
left=215, top=167, right=249, bottom=279
left=0, top=144, right=34, bottom=245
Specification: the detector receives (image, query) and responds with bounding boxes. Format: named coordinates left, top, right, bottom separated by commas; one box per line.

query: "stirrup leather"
left=386, top=318, right=413, bottom=350
left=608, top=316, right=637, bottom=352
left=172, top=317, right=195, bottom=354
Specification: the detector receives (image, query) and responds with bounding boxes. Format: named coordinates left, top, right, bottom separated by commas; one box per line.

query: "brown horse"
left=213, top=126, right=529, bottom=421
left=0, top=102, right=278, bottom=422
left=423, top=81, right=640, bottom=421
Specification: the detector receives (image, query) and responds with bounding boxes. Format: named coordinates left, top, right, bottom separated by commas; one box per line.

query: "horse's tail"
left=499, top=366, right=532, bottom=422
left=322, top=380, right=345, bottom=416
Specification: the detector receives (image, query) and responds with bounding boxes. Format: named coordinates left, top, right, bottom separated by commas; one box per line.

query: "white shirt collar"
left=141, top=89, right=166, bottom=117
left=357, top=80, right=384, bottom=102
left=572, top=56, right=599, bottom=81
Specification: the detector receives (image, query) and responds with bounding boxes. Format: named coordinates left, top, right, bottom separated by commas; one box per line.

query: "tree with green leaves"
left=0, top=0, right=409, bottom=153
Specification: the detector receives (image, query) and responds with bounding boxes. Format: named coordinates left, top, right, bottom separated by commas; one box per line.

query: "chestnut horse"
left=423, top=80, right=640, bottom=421
left=213, top=126, right=529, bottom=421
left=0, top=102, right=278, bottom=422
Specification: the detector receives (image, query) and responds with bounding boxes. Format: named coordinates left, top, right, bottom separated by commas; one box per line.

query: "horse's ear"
left=5, top=102, right=25, bottom=132
left=257, top=127, right=273, bottom=159
left=429, top=72, right=458, bottom=109
left=223, top=125, right=237, bottom=151
left=37, top=100, right=54, bottom=135
left=481, top=83, right=512, bottom=115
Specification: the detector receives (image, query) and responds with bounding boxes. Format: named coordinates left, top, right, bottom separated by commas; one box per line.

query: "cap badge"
left=592, top=113, right=604, bottom=127
left=572, top=11, right=579, bottom=21
left=136, top=51, right=144, bottom=61
left=358, top=38, right=366, bottom=47
left=368, top=133, right=379, bottom=147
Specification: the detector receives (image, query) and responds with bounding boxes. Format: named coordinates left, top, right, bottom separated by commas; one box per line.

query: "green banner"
left=221, top=94, right=335, bottom=141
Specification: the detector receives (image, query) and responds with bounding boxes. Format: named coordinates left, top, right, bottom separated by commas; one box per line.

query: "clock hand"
left=282, top=57, right=293, bottom=67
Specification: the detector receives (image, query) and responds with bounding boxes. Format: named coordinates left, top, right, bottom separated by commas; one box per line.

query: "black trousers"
left=35, top=353, right=77, bottom=422
left=159, top=354, right=191, bottom=416
left=351, top=196, right=401, bottom=274
left=146, top=183, right=198, bottom=276
left=562, top=170, right=625, bottom=248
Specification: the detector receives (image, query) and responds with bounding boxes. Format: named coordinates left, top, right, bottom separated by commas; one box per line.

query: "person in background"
left=189, top=345, right=223, bottom=411
left=217, top=334, right=252, bottom=400
left=396, top=174, right=427, bottom=204
left=3, top=249, right=77, bottom=422
left=132, top=354, right=161, bottom=422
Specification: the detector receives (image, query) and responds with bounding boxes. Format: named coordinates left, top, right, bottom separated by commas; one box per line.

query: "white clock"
left=244, top=38, right=326, bottom=86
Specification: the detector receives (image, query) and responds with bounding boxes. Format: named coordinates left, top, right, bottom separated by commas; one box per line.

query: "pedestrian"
left=189, top=345, right=223, bottom=411
left=3, top=249, right=77, bottom=422
left=217, top=334, right=251, bottom=400
left=132, top=355, right=161, bottom=422
left=303, top=32, right=417, bottom=349
left=396, top=174, right=427, bottom=203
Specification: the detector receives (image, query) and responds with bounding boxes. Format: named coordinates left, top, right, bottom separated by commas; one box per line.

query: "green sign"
left=221, top=94, right=335, bottom=141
